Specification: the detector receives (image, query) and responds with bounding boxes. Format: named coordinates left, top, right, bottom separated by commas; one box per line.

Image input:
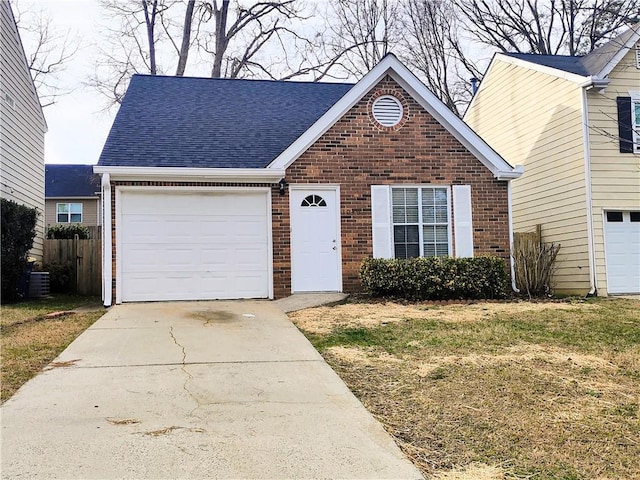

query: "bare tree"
left=400, top=0, right=481, bottom=115
left=11, top=1, right=78, bottom=107
left=453, top=0, right=639, bottom=56
left=320, top=0, right=401, bottom=77
left=90, top=0, right=322, bottom=106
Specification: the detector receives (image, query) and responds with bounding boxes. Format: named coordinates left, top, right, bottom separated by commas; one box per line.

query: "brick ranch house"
left=95, top=54, right=523, bottom=306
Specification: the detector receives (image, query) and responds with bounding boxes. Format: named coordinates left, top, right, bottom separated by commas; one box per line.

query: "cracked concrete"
left=1, top=300, right=422, bottom=479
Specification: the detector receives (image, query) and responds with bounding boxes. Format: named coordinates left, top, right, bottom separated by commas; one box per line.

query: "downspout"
left=101, top=173, right=112, bottom=307
left=507, top=180, right=519, bottom=293
left=581, top=87, right=597, bottom=296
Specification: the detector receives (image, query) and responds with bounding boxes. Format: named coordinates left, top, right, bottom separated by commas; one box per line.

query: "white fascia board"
left=93, top=166, right=285, bottom=183
left=596, top=26, right=640, bottom=78
left=268, top=53, right=522, bottom=180
left=496, top=53, right=589, bottom=84
left=385, top=64, right=522, bottom=180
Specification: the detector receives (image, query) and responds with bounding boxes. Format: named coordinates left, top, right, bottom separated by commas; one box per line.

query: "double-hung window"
left=391, top=187, right=450, bottom=259
left=57, top=203, right=82, bottom=223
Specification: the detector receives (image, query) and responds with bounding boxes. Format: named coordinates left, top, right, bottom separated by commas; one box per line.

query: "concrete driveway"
left=1, top=301, right=422, bottom=479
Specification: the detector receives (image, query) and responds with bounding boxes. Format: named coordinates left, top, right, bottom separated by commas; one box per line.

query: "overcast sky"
left=15, top=0, right=115, bottom=165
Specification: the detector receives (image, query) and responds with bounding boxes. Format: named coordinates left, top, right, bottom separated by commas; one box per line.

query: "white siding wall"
left=465, top=61, right=591, bottom=294
left=0, top=1, right=46, bottom=260
left=587, top=47, right=640, bottom=295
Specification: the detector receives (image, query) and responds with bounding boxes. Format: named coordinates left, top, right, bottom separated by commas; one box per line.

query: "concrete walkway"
left=1, top=301, right=422, bottom=479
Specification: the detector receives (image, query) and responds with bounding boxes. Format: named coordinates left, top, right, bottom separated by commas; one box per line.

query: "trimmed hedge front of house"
left=360, top=256, right=509, bottom=300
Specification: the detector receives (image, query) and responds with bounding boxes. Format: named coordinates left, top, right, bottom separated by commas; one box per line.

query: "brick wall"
left=273, top=76, right=510, bottom=298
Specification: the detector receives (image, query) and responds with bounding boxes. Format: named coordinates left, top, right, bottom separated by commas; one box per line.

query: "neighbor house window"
left=57, top=203, right=82, bottom=223
left=391, top=187, right=450, bottom=259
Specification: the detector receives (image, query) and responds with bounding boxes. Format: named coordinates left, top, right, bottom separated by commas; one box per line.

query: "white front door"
left=290, top=187, right=341, bottom=292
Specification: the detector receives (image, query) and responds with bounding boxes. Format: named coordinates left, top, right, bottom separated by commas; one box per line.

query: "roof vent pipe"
left=470, top=77, right=480, bottom=94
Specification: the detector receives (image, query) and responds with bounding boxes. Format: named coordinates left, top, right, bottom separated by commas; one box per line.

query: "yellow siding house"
left=465, top=25, right=640, bottom=296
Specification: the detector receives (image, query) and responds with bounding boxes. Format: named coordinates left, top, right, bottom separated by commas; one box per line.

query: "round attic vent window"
left=372, top=95, right=403, bottom=127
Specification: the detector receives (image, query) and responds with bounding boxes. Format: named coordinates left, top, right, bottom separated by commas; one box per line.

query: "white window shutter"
left=371, top=185, right=393, bottom=258
left=452, top=185, right=474, bottom=258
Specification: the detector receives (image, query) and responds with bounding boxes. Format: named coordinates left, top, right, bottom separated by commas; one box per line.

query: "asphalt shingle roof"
left=503, top=53, right=591, bottom=76
left=45, top=164, right=100, bottom=197
left=503, top=23, right=640, bottom=77
left=98, top=75, right=354, bottom=168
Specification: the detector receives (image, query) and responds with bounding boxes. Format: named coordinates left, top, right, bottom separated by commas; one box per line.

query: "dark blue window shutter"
left=616, top=97, right=633, bottom=153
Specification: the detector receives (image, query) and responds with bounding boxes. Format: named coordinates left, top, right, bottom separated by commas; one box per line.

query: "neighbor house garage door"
left=119, top=189, right=270, bottom=302
left=604, top=211, right=640, bottom=294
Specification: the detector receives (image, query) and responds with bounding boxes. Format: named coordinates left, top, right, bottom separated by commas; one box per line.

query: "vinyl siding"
left=465, top=60, right=590, bottom=294
left=45, top=198, right=101, bottom=227
left=0, top=1, right=46, bottom=260
left=586, top=47, right=640, bottom=295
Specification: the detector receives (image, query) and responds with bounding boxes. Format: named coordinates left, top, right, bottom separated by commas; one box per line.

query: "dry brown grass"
left=1, top=297, right=104, bottom=402
left=292, top=300, right=594, bottom=334
left=291, top=298, right=640, bottom=479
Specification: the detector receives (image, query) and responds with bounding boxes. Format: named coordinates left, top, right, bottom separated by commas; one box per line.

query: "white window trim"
left=631, top=91, right=640, bottom=153
left=56, top=202, right=83, bottom=223
left=390, top=185, right=452, bottom=259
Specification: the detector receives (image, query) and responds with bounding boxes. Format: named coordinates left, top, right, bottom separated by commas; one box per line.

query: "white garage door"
left=604, top=211, right=640, bottom=294
left=119, top=189, right=270, bottom=302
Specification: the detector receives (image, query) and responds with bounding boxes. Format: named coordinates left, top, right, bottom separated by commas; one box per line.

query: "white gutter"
left=507, top=181, right=519, bottom=293
left=93, top=166, right=285, bottom=183
left=496, top=165, right=524, bottom=181
left=101, top=173, right=112, bottom=307
left=581, top=87, right=597, bottom=296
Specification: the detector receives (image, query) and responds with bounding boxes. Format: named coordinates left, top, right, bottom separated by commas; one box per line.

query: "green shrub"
left=44, top=263, right=75, bottom=293
left=46, top=224, right=89, bottom=239
left=359, top=256, right=509, bottom=300
left=1, top=198, right=38, bottom=303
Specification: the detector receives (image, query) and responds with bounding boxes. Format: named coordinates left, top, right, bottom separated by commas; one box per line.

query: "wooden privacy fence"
left=43, top=237, right=102, bottom=296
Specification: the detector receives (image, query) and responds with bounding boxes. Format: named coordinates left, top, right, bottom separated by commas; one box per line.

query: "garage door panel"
left=119, top=190, right=270, bottom=301
left=605, top=211, right=640, bottom=294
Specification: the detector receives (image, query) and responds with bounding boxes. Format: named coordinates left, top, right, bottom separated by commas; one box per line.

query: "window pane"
left=392, top=206, right=405, bottom=223
left=70, top=213, right=82, bottom=223
left=70, top=203, right=82, bottom=214
left=434, top=188, right=448, bottom=206
left=405, top=188, right=418, bottom=205
left=394, top=225, right=407, bottom=243
left=630, top=212, right=640, bottom=222
left=435, top=243, right=449, bottom=257
left=394, top=244, right=407, bottom=259
left=406, top=204, right=419, bottom=223
left=57, top=213, right=68, bottom=223
left=424, top=244, right=435, bottom=257
left=435, top=205, right=448, bottom=223
left=607, top=211, right=623, bottom=222
left=392, top=188, right=405, bottom=205
left=406, top=243, right=420, bottom=258
left=422, top=205, right=435, bottom=223
left=423, top=225, right=435, bottom=242
left=57, top=204, right=69, bottom=214
left=435, top=225, right=448, bottom=242
left=407, top=225, right=419, bottom=242
left=422, top=189, right=435, bottom=207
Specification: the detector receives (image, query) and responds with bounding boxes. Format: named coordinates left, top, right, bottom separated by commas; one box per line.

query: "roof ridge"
left=131, top=73, right=356, bottom=87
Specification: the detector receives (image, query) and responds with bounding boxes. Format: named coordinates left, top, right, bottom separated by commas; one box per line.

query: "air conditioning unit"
left=29, top=272, right=50, bottom=298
